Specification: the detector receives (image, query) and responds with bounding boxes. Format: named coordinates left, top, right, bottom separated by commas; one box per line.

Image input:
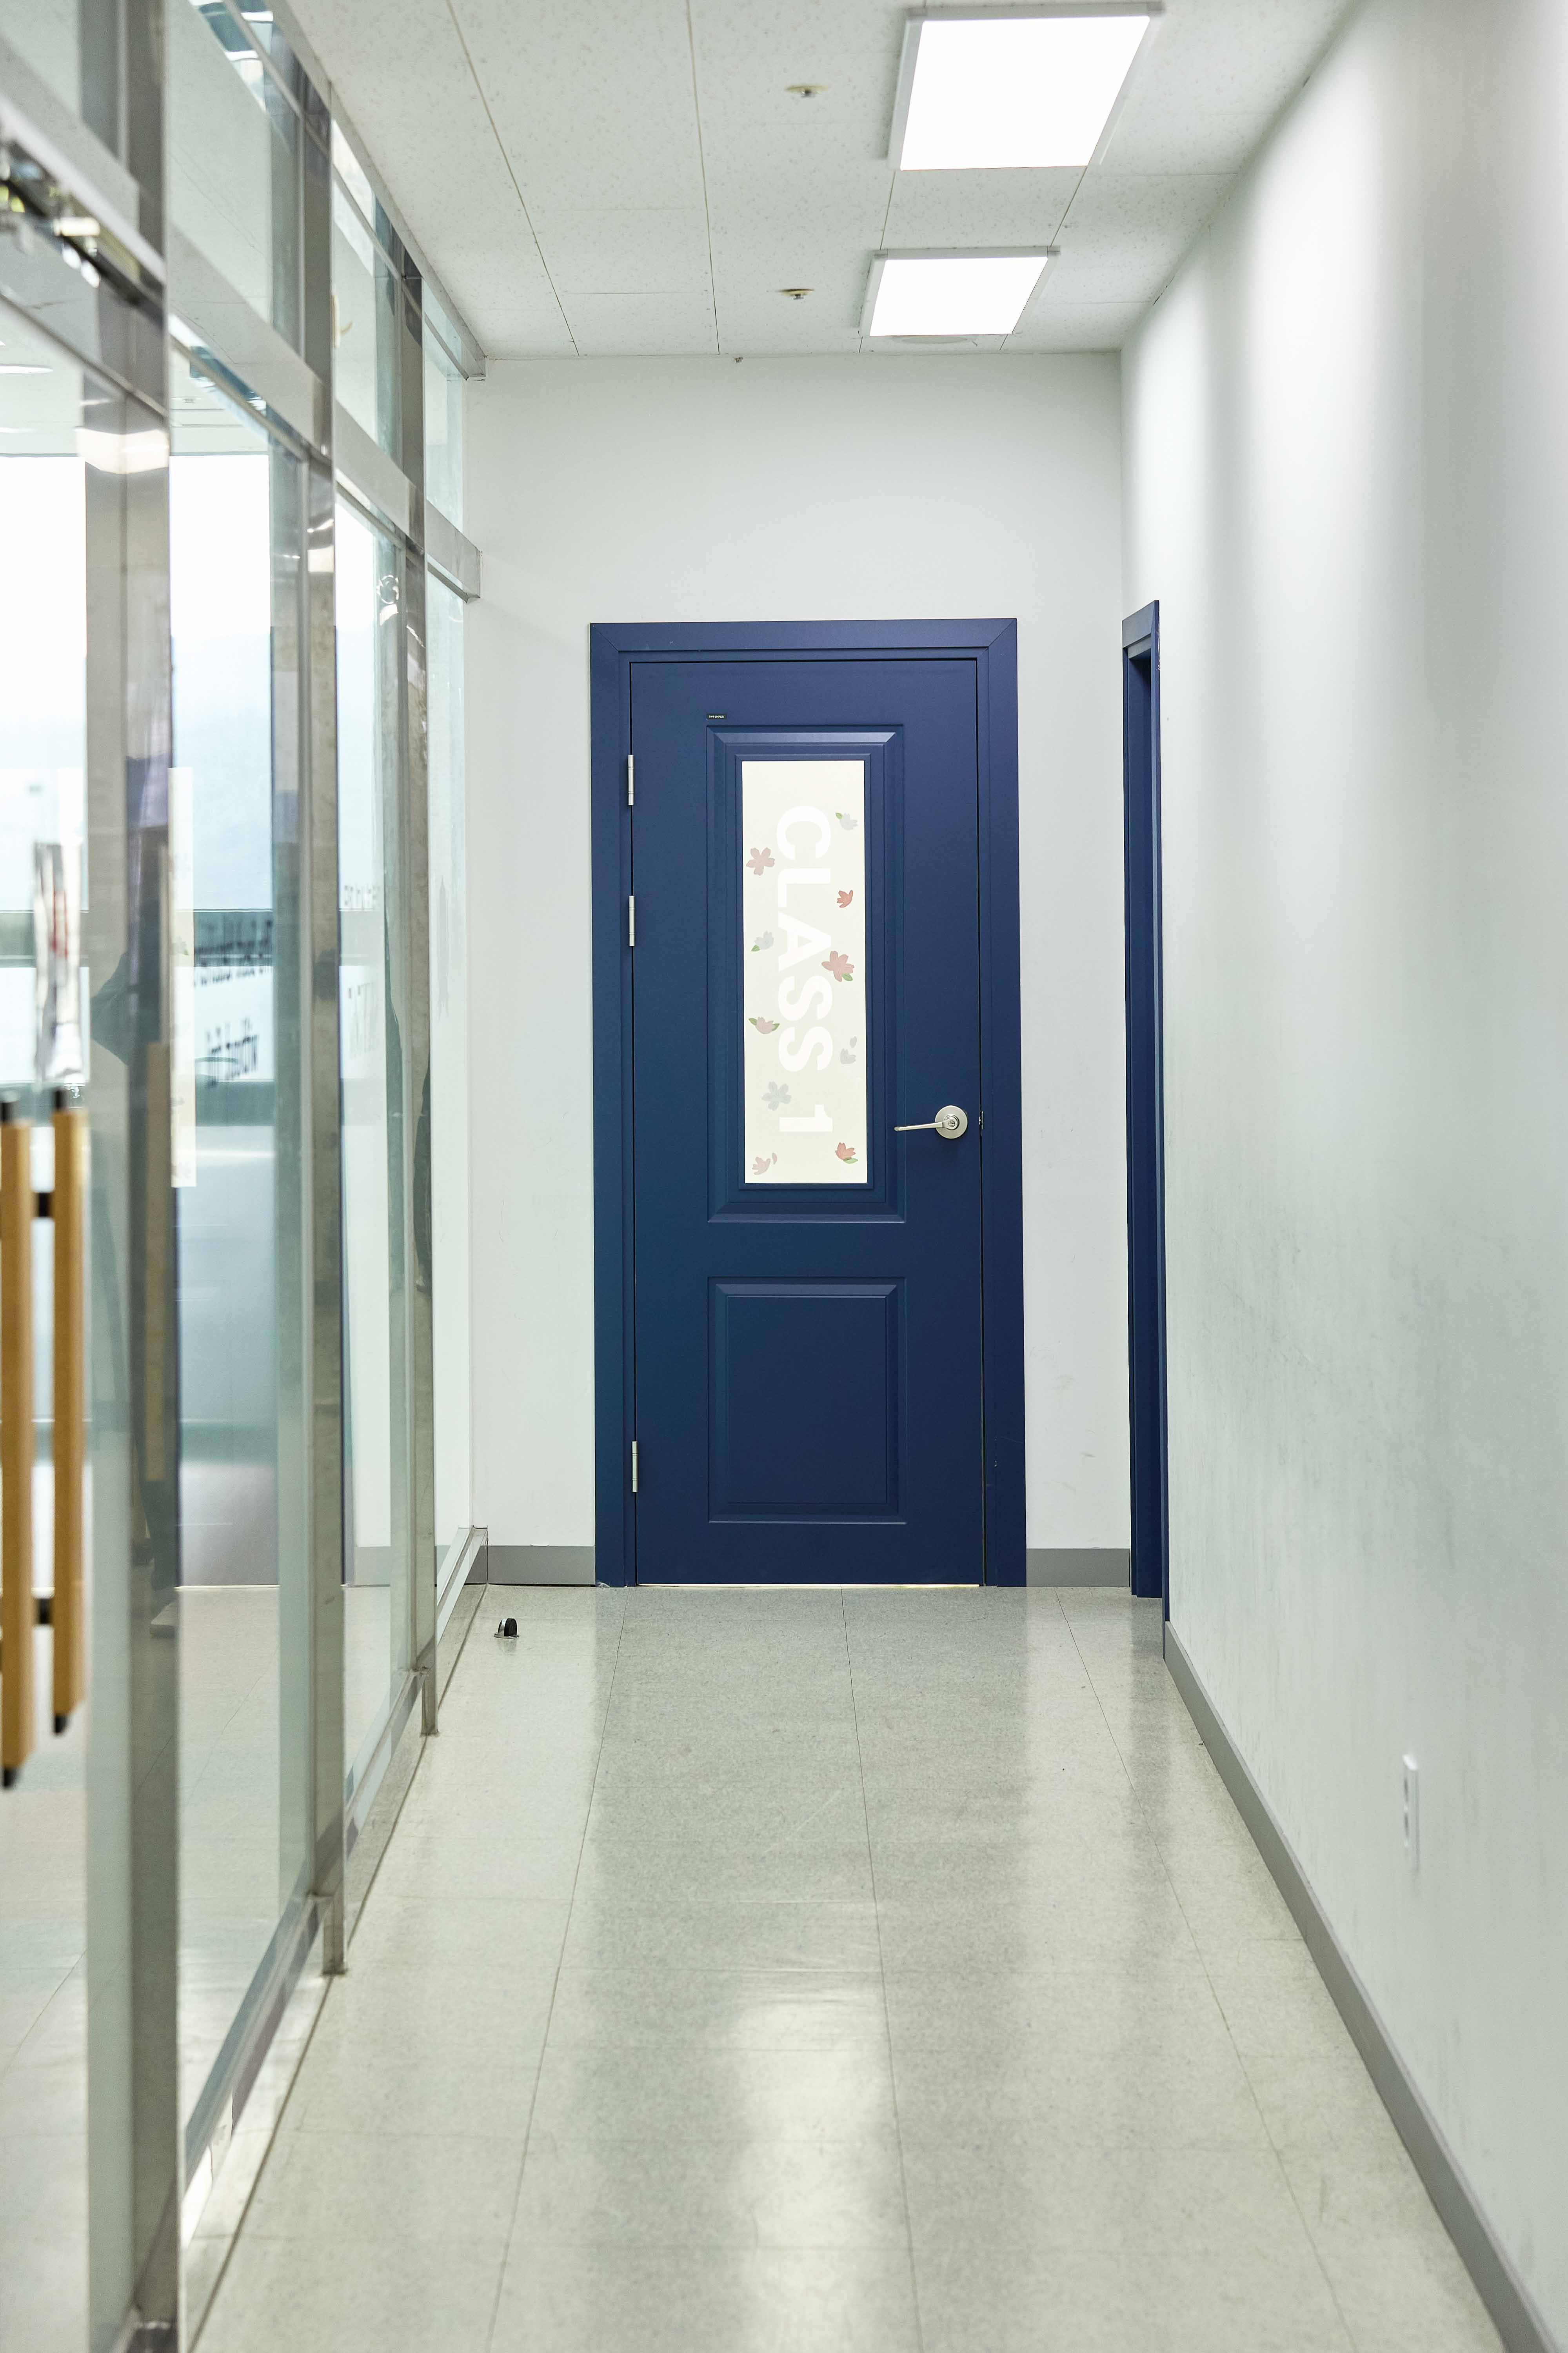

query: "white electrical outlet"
left=1401, top=1755, right=1421, bottom=1869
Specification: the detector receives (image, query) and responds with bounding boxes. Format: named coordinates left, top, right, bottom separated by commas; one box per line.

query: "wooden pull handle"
left=1, top=1106, right=35, bottom=1786
left=52, top=1103, right=84, bottom=1730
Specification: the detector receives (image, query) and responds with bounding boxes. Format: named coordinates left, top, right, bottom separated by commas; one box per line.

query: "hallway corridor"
left=198, top=1589, right=1498, bottom=2353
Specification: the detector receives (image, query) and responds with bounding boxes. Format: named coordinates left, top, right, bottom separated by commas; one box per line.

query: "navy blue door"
left=630, top=655, right=983, bottom=1583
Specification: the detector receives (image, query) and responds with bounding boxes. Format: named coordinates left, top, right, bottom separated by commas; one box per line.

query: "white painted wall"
left=1123, top=0, right=1568, bottom=2335
left=465, top=354, right=1127, bottom=1557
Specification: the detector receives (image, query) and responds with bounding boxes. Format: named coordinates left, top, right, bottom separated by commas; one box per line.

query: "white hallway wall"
left=1124, top=0, right=1568, bottom=2337
left=465, top=354, right=1126, bottom=1558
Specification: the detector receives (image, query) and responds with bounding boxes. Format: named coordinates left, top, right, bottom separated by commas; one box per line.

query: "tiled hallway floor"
left=198, top=1588, right=1501, bottom=2353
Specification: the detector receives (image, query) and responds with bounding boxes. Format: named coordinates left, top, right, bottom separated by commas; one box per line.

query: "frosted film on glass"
left=742, top=759, right=867, bottom=1184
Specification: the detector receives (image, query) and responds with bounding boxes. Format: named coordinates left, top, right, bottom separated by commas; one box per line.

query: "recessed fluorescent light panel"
left=893, top=9, right=1152, bottom=171
left=866, top=251, right=1051, bottom=338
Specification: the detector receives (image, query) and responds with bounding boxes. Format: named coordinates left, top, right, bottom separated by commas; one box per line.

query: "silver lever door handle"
left=894, top=1104, right=969, bottom=1140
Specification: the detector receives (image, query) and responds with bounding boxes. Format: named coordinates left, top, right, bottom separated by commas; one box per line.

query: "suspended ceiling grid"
left=283, top=0, right=1355, bottom=359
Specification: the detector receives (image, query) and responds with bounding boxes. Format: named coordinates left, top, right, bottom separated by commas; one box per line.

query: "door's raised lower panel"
left=710, top=1278, right=903, bottom=1520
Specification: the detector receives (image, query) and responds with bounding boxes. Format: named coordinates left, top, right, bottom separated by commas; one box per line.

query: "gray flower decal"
left=752, top=1153, right=777, bottom=1175
left=835, top=811, right=859, bottom=831
left=750, top=930, right=774, bottom=953
left=762, top=1082, right=791, bottom=1110
left=840, top=1035, right=859, bottom=1065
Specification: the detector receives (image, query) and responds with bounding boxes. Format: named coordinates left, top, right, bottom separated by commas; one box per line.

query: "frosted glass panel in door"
left=741, top=759, right=867, bottom=1184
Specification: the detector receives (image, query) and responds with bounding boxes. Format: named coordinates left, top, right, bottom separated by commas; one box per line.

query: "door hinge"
left=626, top=753, right=634, bottom=806
left=630, top=1440, right=638, bottom=1493
left=628, top=896, right=635, bottom=947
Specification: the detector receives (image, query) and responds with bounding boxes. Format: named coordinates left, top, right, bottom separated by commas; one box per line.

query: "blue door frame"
left=590, top=619, right=1024, bottom=1587
left=1122, top=603, right=1169, bottom=1609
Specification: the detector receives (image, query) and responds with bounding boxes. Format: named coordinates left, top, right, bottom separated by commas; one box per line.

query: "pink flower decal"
left=837, top=889, right=854, bottom=908
left=752, top=1153, right=777, bottom=1175
left=748, top=1016, right=779, bottom=1033
left=835, top=1143, right=858, bottom=1164
left=822, top=950, right=854, bottom=983
left=746, top=846, right=775, bottom=875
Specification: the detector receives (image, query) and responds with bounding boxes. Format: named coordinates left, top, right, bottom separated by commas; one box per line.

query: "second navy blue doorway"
left=1123, top=601, right=1169, bottom=1607
left=590, top=622, right=1025, bottom=1588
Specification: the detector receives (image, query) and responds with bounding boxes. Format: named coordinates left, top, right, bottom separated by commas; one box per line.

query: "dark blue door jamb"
left=1123, top=603, right=1169, bottom=1609
left=590, top=620, right=1024, bottom=1587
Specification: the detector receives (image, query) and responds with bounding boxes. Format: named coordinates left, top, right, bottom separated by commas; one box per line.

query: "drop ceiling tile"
left=705, top=169, right=890, bottom=342
left=1100, top=109, right=1284, bottom=178
left=715, top=260, right=873, bottom=344
left=716, top=300, right=866, bottom=355
left=452, top=0, right=706, bottom=213
left=454, top=276, right=578, bottom=360
left=1063, top=172, right=1240, bottom=244
left=690, top=0, right=904, bottom=178
left=883, top=167, right=1079, bottom=251
left=533, top=207, right=712, bottom=296
left=1107, top=0, right=1354, bottom=171
left=1047, top=171, right=1236, bottom=303
left=710, top=226, right=870, bottom=286
left=563, top=292, right=718, bottom=357
left=1007, top=300, right=1147, bottom=353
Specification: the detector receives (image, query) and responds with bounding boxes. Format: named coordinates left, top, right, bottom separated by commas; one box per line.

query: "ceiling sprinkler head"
left=786, top=83, right=827, bottom=98
left=780, top=287, right=814, bottom=301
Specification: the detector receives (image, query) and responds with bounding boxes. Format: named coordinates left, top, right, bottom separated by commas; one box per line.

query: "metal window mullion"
left=379, top=530, right=414, bottom=1717
left=300, top=119, right=347, bottom=1976
left=395, top=270, right=437, bottom=1731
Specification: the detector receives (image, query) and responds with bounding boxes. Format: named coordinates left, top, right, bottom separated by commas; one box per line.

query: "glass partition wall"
left=0, top=3, right=481, bottom=2342
left=168, top=346, right=315, bottom=2188
left=0, top=305, right=95, bottom=2353
left=335, top=499, right=414, bottom=1797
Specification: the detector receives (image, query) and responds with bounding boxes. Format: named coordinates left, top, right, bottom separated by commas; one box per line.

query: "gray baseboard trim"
left=1026, top=1547, right=1130, bottom=1587
left=1163, top=1621, right=1558, bottom=2353
left=487, top=1544, right=596, bottom=1587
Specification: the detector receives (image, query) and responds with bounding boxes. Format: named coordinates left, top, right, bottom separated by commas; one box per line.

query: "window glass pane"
left=168, top=352, right=313, bottom=2161
left=427, top=576, right=469, bottom=1544
left=170, top=0, right=301, bottom=345
left=332, top=183, right=402, bottom=458
left=742, top=760, right=867, bottom=1184
left=423, top=330, right=462, bottom=524
left=330, top=123, right=377, bottom=234
left=336, top=502, right=411, bottom=1780
left=0, top=300, right=89, bottom=2353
